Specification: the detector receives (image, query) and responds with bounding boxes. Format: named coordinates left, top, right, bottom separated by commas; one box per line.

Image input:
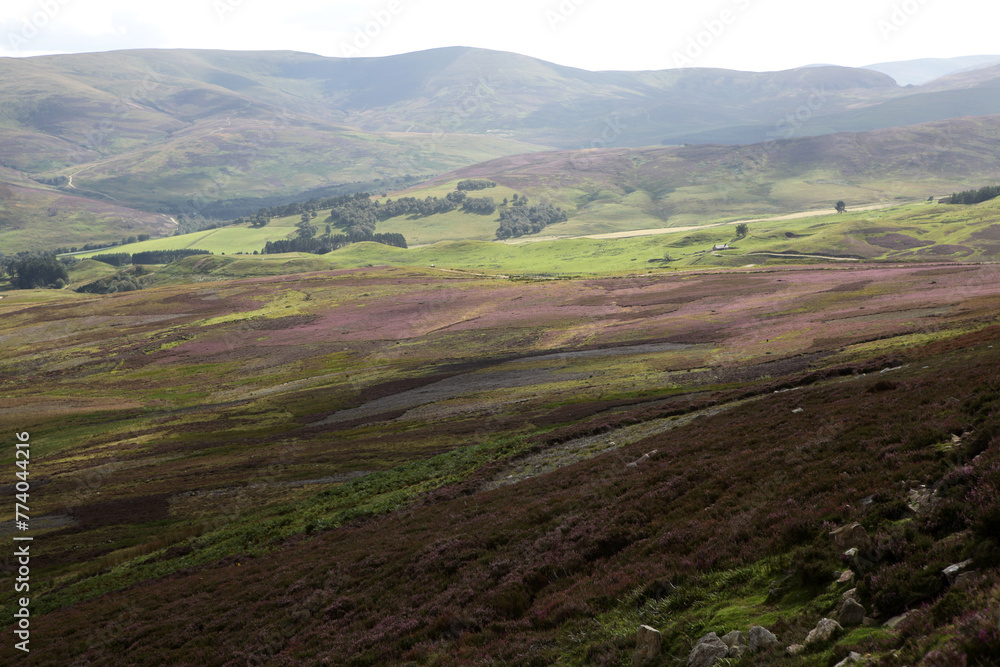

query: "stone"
left=942, top=559, right=974, bottom=584
left=842, top=587, right=859, bottom=602
left=786, top=643, right=805, bottom=656
left=805, top=618, right=843, bottom=645
left=838, top=569, right=855, bottom=584
left=834, top=651, right=864, bottom=666
left=747, top=625, right=779, bottom=653
left=632, top=625, right=661, bottom=666
left=687, top=632, right=729, bottom=667
left=883, top=613, right=910, bottom=630
left=720, top=630, right=746, bottom=659
left=830, top=523, right=871, bottom=551
left=907, top=485, right=937, bottom=515
left=839, top=598, right=866, bottom=627
left=843, top=547, right=873, bottom=575
left=626, top=450, right=657, bottom=468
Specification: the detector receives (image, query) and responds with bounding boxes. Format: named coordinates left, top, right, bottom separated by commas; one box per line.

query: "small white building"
left=713, top=243, right=730, bottom=251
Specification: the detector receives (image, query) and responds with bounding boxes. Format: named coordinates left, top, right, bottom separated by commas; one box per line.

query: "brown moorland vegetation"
left=1, top=262, right=1000, bottom=665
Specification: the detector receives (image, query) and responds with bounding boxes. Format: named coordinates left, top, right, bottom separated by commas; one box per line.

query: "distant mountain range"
left=863, top=55, right=1000, bottom=86
left=1, top=47, right=1000, bottom=250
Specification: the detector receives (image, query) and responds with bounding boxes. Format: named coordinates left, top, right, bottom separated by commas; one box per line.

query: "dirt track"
left=500, top=202, right=909, bottom=244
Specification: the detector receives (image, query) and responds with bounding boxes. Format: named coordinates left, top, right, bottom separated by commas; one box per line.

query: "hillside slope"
left=375, top=114, right=1000, bottom=240
left=2, top=263, right=1000, bottom=664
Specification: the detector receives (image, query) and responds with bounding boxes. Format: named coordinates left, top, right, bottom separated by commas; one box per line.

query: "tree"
left=9, top=255, right=69, bottom=289
left=835, top=200, right=846, bottom=214
left=735, top=223, right=749, bottom=238
left=295, top=219, right=317, bottom=239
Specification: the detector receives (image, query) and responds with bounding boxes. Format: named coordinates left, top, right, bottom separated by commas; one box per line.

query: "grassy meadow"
left=70, top=197, right=1000, bottom=281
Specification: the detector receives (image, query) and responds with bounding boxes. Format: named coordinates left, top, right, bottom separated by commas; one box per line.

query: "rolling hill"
left=368, top=115, right=1000, bottom=243
left=863, top=54, right=1000, bottom=86
left=5, top=47, right=1000, bottom=252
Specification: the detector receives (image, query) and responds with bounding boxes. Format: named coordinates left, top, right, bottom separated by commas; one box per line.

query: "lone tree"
left=735, top=223, right=749, bottom=238
left=835, top=200, right=847, bottom=214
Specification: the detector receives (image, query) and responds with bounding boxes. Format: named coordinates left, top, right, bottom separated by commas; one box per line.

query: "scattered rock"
left=720, top=630, right=746, bottom=659
left=747, top=626, right=779, bottom=653
left=792, top=408, right=804, bottom=414
left=632, top=625, right=661, bottom=666
left=626, top=449, right=657, bottom=468
left=843, top=547, right=873, bottom=575
left=839, top=598, right=866, bottom=627
left=863, top=617, right=880, bottom=627
left=838, top=569, right=855, bottom=584
left=786, top=643, right=805, bottom=656
left=687, top=632, right=729, bottom=667
left=805, top=618, right=843, bottom=645
left=842, top=587, right=859, bottom=602
left=834, top=651, right=865, bottom=666
left=942, top=559, right=974, bottom=584
left=830, top=523, right=871, bottom=551
left=883, top=612, right=910, bottom=630
left=907, top=485, right=938, bottom=515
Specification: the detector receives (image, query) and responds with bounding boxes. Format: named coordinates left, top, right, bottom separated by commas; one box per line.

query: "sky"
left=1, top=0, right=998, bottom=72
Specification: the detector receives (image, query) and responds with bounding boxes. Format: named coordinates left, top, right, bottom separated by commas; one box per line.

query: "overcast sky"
left=1, top=0, right=997, bottom=72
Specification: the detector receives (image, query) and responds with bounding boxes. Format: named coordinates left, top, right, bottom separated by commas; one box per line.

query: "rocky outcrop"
left=830, top=523, right=871, bottom=552
left=942, top=559, right=974, bottom=584
left=720, top=630, right=746, bottom=659
left=834, top=651, right=866, bottom=666
left=805, top=618, right=843, bottom=645
left=687, top=632, right=729, bottom=667
left=839, top=598, right=866, bottom=627
left=632, top=625, right=661, bottom=666
left=747, top=625, right=779, bottom=653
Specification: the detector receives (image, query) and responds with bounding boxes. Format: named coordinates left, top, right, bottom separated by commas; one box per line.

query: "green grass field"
left=70, top=197, right=1000, bottom=283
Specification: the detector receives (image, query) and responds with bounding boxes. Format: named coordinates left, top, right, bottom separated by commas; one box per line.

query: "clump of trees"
left=4, top=255, right=69, bottom=289
left=947, top=185, right=1000, bottom=205
left=461, top=196, right=496, bottom=215
left=76, top=266, right=149, bottom=294
left=262, top=231, right=407, bottom=255
left=495, top=202, right=567, bottom=239
left=88, top=252, right=133, bottom=267
left=456, top=179, right=497, bottom=191
left=89, top=249, right=211, bottom=266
